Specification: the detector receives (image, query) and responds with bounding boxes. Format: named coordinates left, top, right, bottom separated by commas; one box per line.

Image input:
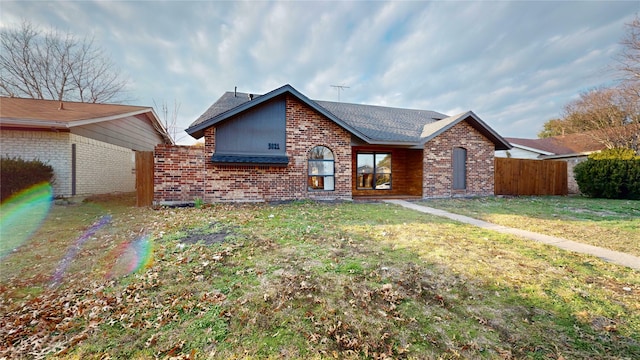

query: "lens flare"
left=49, top=215, right=112, bottom=287
left=107, top=235, right=154, bottom=279
left=0, top=183, right=52, bottom=259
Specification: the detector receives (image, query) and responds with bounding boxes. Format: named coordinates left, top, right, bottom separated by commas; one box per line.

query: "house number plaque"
left=268, top=143, right=280, bottom=150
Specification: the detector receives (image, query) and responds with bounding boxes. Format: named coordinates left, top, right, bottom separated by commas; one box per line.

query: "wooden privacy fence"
left=136, top=151, right=154, bottom=206
left=495, top=158, right=568, bottom=196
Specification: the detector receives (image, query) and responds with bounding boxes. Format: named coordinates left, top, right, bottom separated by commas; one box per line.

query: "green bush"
left=1, top=156, right=55, bottom=202
left=574, top=150, right=640, bottom=199
left=588, top=147, right=639, bottom=160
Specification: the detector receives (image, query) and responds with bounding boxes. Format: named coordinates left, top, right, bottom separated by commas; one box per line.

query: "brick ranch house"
left=0, top=97, right=172, bottom=198
left=154, top=84, right=511, bottom=204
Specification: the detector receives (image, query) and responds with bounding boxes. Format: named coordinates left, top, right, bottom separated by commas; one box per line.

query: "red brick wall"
left=154, top=102, right=497, bottom=203
left=154, top=144, right=206, bottom=202
left=154, top=96, right=353, bottom=203
left=423, top=121, right=495, bottom=197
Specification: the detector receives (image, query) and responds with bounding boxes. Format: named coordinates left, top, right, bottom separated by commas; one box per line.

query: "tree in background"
left=617, top=14, right=640, bottom=98
left=0, top=21, right=127, bottom=103
left=154, top=99, right=182, bottom=144
left=538, top=15, right=639, bottom=153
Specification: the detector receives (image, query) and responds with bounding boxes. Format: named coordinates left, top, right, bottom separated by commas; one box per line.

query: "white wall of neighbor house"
left=1, top=130, right=136, bottom=197
left=71, top=133, right=135, bottom=195
left=1, top=129, right=72, bottom=196
left=495, top=147, right=543, bottom=159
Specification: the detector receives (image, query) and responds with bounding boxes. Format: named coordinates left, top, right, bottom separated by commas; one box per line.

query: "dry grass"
left=421, top=196, right=640, bottom=256
left=1, top=194, right=638, bottom=359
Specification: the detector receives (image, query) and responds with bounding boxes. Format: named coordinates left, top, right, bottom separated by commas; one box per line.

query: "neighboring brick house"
left=496, top=134, right=607, bottom=194
left=154, top=84, right=510, bottom=204
left=0, top=97, right=172, bottom=198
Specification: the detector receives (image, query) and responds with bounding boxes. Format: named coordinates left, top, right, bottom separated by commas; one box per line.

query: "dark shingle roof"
left=191, top=92, right=255, bottom=129
left=315, top=100, right=446, bottom=143
left=189, top=89, right=446, bottom=143
left=187, top=84, right=510, bottom=150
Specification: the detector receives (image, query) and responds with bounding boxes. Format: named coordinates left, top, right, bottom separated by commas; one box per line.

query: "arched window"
left=308, top=146, right=335, bottom=191
left=453, top=147, right=467, bottom=190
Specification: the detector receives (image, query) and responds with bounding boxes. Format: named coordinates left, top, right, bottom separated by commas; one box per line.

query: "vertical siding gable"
left=215, top=98, right=286, bottom=156
left=70, top=114, right=165, bottom=151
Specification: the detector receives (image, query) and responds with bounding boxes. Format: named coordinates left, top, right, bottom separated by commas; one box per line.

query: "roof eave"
left=363, top=139, right=422, bottom=147
left=1, top=107, right=174, bottom=145
left=539, top=151, right=598, bottom=159
left=509, top=143, right=555, bottom=156
left=0, top=117, right=69, bottom=128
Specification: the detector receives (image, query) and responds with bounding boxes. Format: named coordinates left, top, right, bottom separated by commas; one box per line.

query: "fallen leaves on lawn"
left=0, top=236, right=234, bottom=359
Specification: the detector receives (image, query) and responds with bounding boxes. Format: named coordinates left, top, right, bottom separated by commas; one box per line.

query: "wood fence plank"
left=494, top=158, right=567, bottom=196
left=136, top=151, right=154, bottom=207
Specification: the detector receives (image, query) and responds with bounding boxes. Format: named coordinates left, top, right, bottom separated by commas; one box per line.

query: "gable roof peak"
left=187, top=84, right=510, bottom=150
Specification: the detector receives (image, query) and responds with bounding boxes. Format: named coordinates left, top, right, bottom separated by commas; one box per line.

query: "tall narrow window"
left=357, top=152, right=392, bottom=190
left=308, top=146, right=335, bottom=191
left=453, top=147, right=467, bottom=190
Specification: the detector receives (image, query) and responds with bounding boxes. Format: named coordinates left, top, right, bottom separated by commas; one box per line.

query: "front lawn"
left=1, top=195, right=638, bottom=359
left=420, top=196, right=640, bottom=256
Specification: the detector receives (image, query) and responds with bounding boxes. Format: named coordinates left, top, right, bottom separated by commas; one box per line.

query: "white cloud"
left=2, top=0, right=637, bottom=142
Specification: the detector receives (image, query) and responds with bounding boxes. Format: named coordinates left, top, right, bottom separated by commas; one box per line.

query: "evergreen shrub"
left=1, top=156, right=55, bottom=202
left=574, top=148, right=640, bottom=199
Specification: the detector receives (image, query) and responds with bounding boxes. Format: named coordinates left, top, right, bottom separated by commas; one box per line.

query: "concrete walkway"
left=384, top=199, right=640, bottom=271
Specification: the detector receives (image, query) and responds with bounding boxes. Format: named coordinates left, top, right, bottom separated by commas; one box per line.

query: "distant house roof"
left=187, top=84, right=511, bottom=150
left=505, top=133, right=607, bottom=159
left=0, top=97, right=172, bottom=144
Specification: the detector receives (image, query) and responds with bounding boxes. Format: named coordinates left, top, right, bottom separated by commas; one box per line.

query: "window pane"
left=308, top=146, right=335, bottom=191
left=309, top=160, right=333, bottom=175
left=375, top=173, right=391, bottom=189
left=357, top=173, right=374, bottom=189
left=308, top=176, right=324, bottom=190
left=309, top=146, right=333, bottom=160
left=357, top=152, right=393, bottom=190
left=375, top=153, right=391, bottom=173
left=357, top=154, right=374, bottom=174
left=323, top=176, right=334, bottom=190
left=308, top=176, right=335, bottom=191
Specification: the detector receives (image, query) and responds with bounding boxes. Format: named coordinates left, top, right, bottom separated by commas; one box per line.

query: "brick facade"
left=153, top=144, right=206, bottom=202
left=1, top=129, right=135, bottom=197
left=423, top=121, right=495, bottom=197
left=154, top=96, right=352, bottom=204
left=154, top=100, right=498, bottom=203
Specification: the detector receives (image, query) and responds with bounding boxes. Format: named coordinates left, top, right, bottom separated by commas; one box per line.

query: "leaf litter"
left=1, top=196, right=638, bottom=359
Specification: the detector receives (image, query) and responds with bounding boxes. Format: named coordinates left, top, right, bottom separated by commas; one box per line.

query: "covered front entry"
left=352, top=146, right=423, bottom=199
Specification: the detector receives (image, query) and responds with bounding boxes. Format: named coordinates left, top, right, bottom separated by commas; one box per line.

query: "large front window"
left=308, top=146, right=335, bottom=191
left=356, top=153, right=391, bottom=190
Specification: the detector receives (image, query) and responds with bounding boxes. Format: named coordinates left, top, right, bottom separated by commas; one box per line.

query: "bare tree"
left=539, top=15, right=640, bottom=152
left=0, top=21, right=127, bottom=103
left=153, top=99, right=181, bottom=144
left=617, top=14, right=640, bottom=90
left=538, top=87, right=638, bottom=150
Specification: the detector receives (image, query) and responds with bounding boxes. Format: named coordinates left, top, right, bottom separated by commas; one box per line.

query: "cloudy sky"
left=2, top=1, right=638, bottom=144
